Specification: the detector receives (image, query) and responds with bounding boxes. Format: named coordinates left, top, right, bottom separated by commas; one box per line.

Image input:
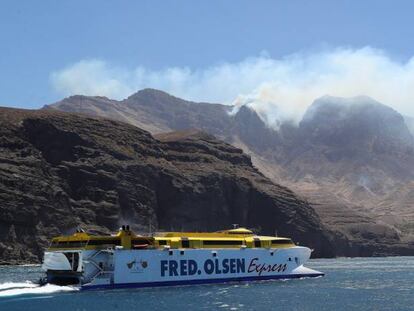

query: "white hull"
left=43, top=246, right=323, bottom=290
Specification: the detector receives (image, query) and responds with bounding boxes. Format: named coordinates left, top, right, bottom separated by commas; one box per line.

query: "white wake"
left=0, top=282, right=38, bottom=291
left=0, top=282, right=78, bottom=297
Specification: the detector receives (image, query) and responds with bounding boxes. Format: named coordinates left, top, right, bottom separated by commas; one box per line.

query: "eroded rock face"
left=46, top=90, right=414, bottom=256
left=0, top=108, right=341, bottom=264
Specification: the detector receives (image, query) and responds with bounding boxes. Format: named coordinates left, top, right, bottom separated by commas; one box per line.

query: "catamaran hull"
left=82, top=267, right=323, bottom=290
left=44, top=246, right=323, bottom=290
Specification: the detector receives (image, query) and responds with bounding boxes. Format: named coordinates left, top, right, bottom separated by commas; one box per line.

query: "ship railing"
left=83, top=261, right=113, bottom=283
left=93, top=270, right=114, bottom=279
left=83, top=269, right=114, bottom=286
left=82, top=248, right=115, bottom=284
left=83, top=249, right=114, bottom=268
left=85, top=248, right=114, bottom=261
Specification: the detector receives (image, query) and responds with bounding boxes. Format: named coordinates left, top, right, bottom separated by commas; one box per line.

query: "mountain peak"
left=306, top=95, right=384, bottom=117
left=304, top=95, right=401, bottom=122
left=128, top=88, right=170, bottom=97
left=300, top=95, right=414, bottom=149
left=126, top=88, right=188, bottom=105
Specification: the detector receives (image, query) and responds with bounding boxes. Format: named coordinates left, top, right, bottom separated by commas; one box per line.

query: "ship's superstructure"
left=42, top=226, right=324, bottom=289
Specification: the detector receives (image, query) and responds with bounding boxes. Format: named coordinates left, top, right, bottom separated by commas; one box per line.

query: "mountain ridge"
left=1, top=107, right=353, bottom=263
left=45, top=89, right=414, bottom=255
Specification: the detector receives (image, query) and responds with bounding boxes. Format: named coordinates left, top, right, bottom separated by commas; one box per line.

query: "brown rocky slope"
left=0, top=107, right=352, bottom=264
left=46, top=89, right=414, bottom=255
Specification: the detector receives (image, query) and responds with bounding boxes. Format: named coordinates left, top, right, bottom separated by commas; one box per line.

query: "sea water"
left=0, top=257, right=413, bottom=311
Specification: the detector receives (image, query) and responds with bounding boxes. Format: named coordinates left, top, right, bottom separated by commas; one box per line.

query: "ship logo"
left=127, top=259, right=148, bottom=272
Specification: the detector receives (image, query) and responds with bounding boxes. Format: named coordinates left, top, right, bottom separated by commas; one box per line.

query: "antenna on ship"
left=232, top=224, right=239, bottom=229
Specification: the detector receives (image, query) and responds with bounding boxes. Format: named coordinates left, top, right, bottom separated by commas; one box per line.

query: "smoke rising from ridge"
left=51, top=47, right=414, bottom=125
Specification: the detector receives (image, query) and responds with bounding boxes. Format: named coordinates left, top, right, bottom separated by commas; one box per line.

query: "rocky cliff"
left=46, top=89, right=414, bottom=256
left=0, top=108, right=344, bottom=264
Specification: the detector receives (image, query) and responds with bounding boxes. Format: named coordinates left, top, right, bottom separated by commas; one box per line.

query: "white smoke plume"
left=51, top=47, right=414, bottom=125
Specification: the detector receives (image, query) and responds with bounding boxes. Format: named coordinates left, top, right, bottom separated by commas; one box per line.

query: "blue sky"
left=1, top=0, right=414, bottom=111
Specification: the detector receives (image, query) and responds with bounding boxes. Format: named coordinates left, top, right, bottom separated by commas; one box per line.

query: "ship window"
left=158, top=240, right=167, bottom=246
left=88, top=239, right=121, bottom=246
left=52, top=241, right=88, bottom=248
left=181, top=240, right=190, bottom=248
left=169, top=250, right=173, bottom=256
left=271, top=239, right=293, bottom=245
left=254, top=240, right=261, bottom=248
left=132, top=239, right=151, bottom=246
left=63, top=252, right=80, bottom=271
left=73, top=252, right=79, bottom=271
left=180, top=250, right=185, bottom=255
left=203, top=240, right=243, bottom=246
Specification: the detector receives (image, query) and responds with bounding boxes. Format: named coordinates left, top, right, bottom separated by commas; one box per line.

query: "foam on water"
left=0, top=282, right=38, bottom=291
left=0, top=282, right=78, bottom=298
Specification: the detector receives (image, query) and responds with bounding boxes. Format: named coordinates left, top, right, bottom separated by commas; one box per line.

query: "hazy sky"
left=1, top=0, right=414, bottom=112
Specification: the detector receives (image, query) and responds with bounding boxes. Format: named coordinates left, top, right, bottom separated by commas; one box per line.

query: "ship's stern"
left=42, top=251, right=83, bottom=285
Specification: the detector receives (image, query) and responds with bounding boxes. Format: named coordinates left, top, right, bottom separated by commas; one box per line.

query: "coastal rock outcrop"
left=0, top=108, right=341, bottom=264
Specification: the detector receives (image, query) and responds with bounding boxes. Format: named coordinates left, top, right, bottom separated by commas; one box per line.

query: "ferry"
left=41, top=225, right=324, bottom=290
